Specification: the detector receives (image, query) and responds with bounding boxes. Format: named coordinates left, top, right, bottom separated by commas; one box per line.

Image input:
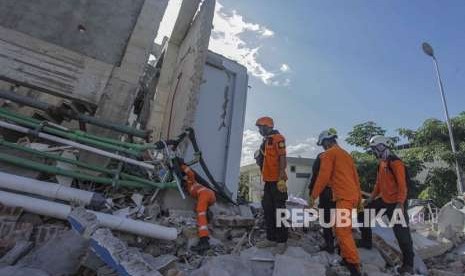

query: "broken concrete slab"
left=358, top=248, right=386, bottom=269
left=190, top=255, right=254, bottom=276
left=0, top=265, right=50, bottom=276
left=409, top=231, right=454, bottom=259
left=372, top=226, right=428, bottom=275
left=310, top=251, right=341, bottom=267
left=240, top=246, right=275, bottom=262
left=438, top=199, right=465, bottom=242
left=429, top=268, right=464, bottom=276
left=67, top=207, right=99, bottom=238
left=283, top=246, right=313, bottom=261
left=212, top=215, right=255, bottom=228
left=239, top=247, right=274, bottom=276
left=142, top=254, right=177, bottom=275
left=362, top=263, right=381, bottom=274
left=90, top=228, right=162, bottom=276
left=272, top=254, right=326, bottom=276
left=18, top=230, right=88, bottom=276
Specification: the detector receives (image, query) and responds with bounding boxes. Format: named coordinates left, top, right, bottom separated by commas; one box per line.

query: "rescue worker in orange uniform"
left=358, top=136, right=414, bottom=274
left=309, top=152, right=335, bottom=253
left=179, top=161, right=216, bottom=253
left=254, top=116, right=288, bottom=253
left=309, top=129, right=362, bottom=276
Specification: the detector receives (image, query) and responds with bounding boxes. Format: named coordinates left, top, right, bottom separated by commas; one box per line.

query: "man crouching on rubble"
left=358, top=136, right=415, bottom=274
left=254, top=116, right=288, bottom=254
left=309, top=129, right=362, bottom=276
left=176, top=158, right=216, bottom=253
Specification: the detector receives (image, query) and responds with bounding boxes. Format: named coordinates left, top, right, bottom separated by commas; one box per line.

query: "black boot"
left=397, top=265, right=414, bottom=275
left=346, top=263, right=361, bottom=276
left=319, top=244, right=335, bottom=254
left=191, top=237, right=210, bottom=253
left=355, top=238, right=372, bottom=249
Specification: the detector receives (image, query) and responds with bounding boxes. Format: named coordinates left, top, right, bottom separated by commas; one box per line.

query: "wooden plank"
left=0, top=26, right=113, bottom=104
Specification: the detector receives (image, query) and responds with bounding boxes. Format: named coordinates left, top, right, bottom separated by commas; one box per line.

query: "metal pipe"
left=0, top=190, right=177, bottom=240
left=0, top=139, right=177, bottom=189
left=432, top=56, right=464, bottom=194
left=0, top=89, right=150, bottom=138
left=0, top=120, right=155, bottom=170
left=0, top=171, right=105, bottom=207
left=0, top=109, right=142, bottom=157
left=0, top=152, right=150, bottom=188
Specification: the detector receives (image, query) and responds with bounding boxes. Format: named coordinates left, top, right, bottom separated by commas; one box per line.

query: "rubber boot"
left=346, top=263, right=361, bottom=276
left=397, top=265, right=414, bottom=275
left=355, top=238, right=372, bottom=249
left=191, top=237, right=210, bottom=253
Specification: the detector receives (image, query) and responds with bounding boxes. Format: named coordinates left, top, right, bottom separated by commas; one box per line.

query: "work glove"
left=356, top=200, right=364, bottom=213
left=277, top=180, right=287, bottom=193
left=364, top=197, right=373, bottom=207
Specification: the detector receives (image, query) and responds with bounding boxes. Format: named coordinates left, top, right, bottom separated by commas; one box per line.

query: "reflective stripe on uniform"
left=198, top=225, right=208, bottom=230
left=198, top=212, right=206, bottom=216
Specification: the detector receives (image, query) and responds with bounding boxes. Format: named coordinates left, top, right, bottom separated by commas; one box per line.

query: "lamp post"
left=422, top=42, right=464, bottom=195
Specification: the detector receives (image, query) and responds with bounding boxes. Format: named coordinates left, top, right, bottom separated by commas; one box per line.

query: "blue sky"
left=158, top=0, right=465, bottom=164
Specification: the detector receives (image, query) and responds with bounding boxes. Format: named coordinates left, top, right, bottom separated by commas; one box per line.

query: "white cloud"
left=287, top=137, right=321, bottom=158
left=241, top=129, right=262, bottom=165
left=280, top=64, right=291, bottom=73
left=240, top=130, right=321, bottom=166
left=210, top=2, right=278, bottom=85
left=155, top=0, right=291, bottom=86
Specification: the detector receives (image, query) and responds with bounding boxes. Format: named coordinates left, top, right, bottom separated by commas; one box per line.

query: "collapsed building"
left=0, top=0, right=463, bottom=275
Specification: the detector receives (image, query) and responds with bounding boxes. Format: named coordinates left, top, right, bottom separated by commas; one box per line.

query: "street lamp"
left=422, top=42, right=464, bottom=195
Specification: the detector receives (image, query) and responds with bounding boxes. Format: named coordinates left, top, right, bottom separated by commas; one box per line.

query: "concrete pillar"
left=87, top=0, right=168, bottom=140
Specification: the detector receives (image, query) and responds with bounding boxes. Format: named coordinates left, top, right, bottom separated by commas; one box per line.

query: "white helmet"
left=369, top=135, right=393, bottom=148
left=317, top=128, right=338, bottom=146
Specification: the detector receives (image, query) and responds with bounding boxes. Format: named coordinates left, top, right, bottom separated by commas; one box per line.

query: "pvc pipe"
left=0, top=171, right=105, bottom=207
left=0, top=190, right=177, bottom=240
left=0, top=120, right=155, bottom=170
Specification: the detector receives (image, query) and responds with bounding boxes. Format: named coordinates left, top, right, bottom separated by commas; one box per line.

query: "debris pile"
left=0, top=100, right=464, bottom=276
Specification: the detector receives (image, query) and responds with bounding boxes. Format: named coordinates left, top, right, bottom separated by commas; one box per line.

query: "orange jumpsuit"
left=311, top=145, right=361, bottom=267
left=181, top=165, right=216, bottom=238
left=371, top=159, right=407, bottom=204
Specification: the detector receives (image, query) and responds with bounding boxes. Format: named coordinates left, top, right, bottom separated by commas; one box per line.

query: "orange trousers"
left=334, top=199, right=360, bottom=266
left=193, top=187, right=216, bottom=238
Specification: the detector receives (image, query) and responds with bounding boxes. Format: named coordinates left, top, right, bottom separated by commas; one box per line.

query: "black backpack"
left=381, top=155, right=414, bottom=200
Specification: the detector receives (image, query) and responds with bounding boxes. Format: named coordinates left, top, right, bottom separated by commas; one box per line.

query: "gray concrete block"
left=19, top=230, right=89, bottom=276
left=272, top=255, right=326, bottom=276
left=0, top=265, right=50, bottom=276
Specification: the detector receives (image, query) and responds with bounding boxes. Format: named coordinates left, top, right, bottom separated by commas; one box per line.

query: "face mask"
left=258, top=126, right=271, bottom=137
left=372, top=144, right=390, bottom=160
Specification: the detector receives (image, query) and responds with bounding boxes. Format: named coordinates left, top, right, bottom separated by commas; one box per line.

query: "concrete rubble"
left=0, top=192, right=462, bottom=275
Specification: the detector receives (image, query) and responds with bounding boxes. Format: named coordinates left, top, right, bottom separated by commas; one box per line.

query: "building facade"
left=240, top=157, right=315, bottom=202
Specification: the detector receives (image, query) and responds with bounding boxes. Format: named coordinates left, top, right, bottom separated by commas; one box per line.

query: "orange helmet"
left=255, top=116, right=274, bottom=128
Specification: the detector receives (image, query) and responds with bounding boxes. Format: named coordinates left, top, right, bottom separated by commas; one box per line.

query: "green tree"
left=419, top=168, right=457, bottom=207
left=238, top=173, right=250, bottom=201
left=398, top=112, right=465, bottom=204
left=346, top=121, right=387, bottom=149
left=347, top=122, right=424, bottom=197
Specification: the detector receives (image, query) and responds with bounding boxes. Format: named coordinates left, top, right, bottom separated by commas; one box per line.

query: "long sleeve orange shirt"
left=311, top=145, right=361, bottom=202
left=371, top=159, right=407, bottom=204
